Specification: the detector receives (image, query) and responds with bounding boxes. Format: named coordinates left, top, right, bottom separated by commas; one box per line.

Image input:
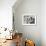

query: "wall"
left=41, top=0, right=46, bottom=46
left=13, top=0, right=46, bottom=46
left=0, top=0, right=16, bottom=30
left=13, top=0, right=41, bottom=46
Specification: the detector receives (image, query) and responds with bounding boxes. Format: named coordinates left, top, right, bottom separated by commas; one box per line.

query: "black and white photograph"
left=22, top=15, right=36, bottom=25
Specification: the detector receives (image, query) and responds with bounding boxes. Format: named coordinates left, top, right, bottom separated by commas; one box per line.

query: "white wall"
left=41, top=0, right=46, bottom=46
left=0, top=0, right=16, bottom=30
left=13, top=0, right=46, bottom=46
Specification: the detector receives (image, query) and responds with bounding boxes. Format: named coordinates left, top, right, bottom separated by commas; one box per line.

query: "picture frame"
left=22, top=14, right=36, bottom=25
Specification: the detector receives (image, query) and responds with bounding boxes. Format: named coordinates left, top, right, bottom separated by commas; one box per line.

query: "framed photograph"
left=22, top=14, right=36, bottom=25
